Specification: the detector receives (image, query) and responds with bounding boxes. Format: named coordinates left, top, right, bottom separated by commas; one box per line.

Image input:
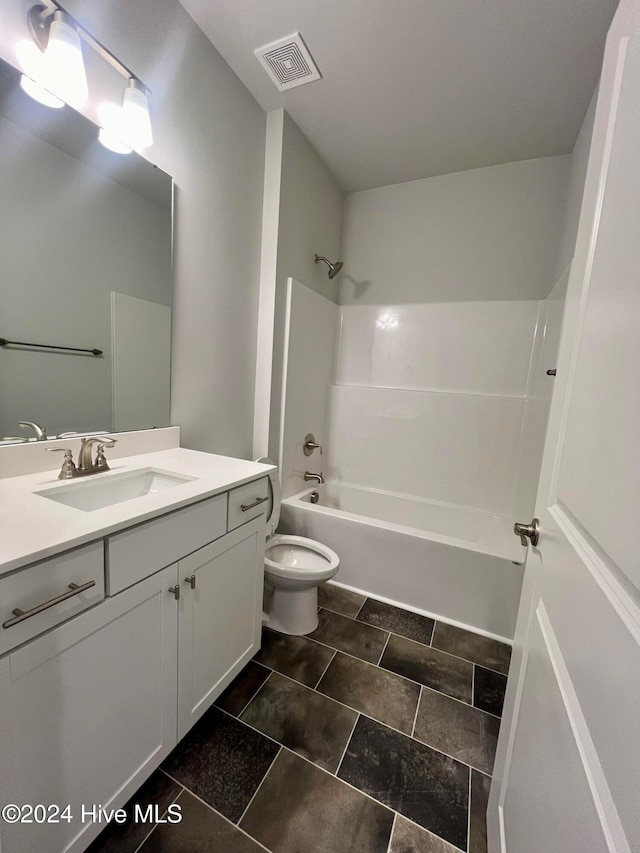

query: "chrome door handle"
left=240, top=496, right=269, bottom=512
left=2, top=580, right=96, bottom=629
left=514, top=518, right=540, bottom=547
left=185, top=575, right=196, bottom=589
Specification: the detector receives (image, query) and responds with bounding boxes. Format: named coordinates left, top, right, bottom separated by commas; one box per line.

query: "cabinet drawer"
left=107, top=493, right=227, bottom=595
left=228, top=477, right=270, bottom=531
left=0, top=541, right=104, bottom=655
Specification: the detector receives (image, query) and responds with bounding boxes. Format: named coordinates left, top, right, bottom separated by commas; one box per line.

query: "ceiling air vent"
left=254, top=32, right=321, bottom=92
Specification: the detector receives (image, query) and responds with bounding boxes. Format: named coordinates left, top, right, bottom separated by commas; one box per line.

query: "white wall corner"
left=253, top=109, right=285, bottom=461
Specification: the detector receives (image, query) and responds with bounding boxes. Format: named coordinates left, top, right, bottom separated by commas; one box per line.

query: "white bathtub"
left=279, top=483, right=525, bottom=641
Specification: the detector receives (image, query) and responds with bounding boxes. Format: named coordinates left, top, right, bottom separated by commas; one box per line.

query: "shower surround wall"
left=280, top=157, right=572, bottom=525
left=327, top=301, right=544, bottom=518
left=280, top=281, right=563, bottom=528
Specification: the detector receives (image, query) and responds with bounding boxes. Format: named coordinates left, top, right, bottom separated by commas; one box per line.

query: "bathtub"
left=279, top=483, right=525, bottom=641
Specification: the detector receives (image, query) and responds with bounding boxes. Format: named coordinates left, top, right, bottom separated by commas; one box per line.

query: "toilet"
left=258, top=460, right=339, bottom=635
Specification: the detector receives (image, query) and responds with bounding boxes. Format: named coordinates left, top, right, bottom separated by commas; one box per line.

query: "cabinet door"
left=0, top=565, right=178, bottom=853
left=178, top=518, right=264, bottom=738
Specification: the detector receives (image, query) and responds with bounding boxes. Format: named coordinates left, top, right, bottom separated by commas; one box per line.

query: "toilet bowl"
left=258, top=460, right=339, bottom=635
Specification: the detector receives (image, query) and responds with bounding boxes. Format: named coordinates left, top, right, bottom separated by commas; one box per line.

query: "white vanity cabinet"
left=0, top=470, right=268, bottom=853
left=0, top=565, right=178, bottom=853
left=177, top=517, right=263, bottom=737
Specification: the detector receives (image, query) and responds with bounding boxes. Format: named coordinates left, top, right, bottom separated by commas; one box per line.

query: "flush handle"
left=514, top=518, right=540, bottom=547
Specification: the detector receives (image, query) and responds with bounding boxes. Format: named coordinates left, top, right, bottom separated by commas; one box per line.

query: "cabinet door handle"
left=168, top=586, right=180, bottom=601
left=185, top=575, right=196, bottom=589
left=240, top=496, right=269, bottom=512
left=2, top=580, right=96, bottom=629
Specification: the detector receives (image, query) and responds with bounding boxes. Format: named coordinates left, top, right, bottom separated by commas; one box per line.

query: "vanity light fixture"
left=21, top=5, right=87, bottom=109
left=18, top=2, right=153, bottom=154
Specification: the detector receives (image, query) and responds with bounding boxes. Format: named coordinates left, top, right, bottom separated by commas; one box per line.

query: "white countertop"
left=0, top=448, right=275, bottom=576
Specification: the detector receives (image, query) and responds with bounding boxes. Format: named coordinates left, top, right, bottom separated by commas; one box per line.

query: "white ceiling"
left=178, top=0, right=618, bottom=192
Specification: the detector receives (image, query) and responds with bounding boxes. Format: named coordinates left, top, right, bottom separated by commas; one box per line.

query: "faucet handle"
left=96, top=436, right=117, bottom=447
left=95, top=437, right=117, bottom=470
left=46, top=447, right=77, bottom=479
left=303, top=433, right=323, bottom=456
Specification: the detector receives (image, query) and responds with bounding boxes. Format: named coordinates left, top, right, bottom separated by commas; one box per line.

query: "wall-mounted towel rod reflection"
left=0, top=338, right=103, bottom=356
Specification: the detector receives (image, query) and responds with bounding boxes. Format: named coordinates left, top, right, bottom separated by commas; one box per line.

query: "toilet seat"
left=265, top=534, right=339, bottom=582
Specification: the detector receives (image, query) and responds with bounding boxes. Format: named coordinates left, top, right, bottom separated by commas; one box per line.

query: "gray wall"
left=0, top=0, right=266, bottom=458
left=340, top=155, right=571, bottom=305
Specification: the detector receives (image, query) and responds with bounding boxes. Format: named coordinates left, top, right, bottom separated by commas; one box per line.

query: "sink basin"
left=36, top=468, right=197, bottom=512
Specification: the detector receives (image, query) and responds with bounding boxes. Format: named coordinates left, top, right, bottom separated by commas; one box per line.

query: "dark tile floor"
left=89, top=584, right=511, bottom=853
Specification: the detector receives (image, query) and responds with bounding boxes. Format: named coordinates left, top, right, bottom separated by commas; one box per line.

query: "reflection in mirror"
left=0, top=55, right=173, bottom=442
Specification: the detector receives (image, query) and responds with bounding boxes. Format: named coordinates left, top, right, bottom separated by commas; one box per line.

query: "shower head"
left=314, top=254, right=344, bottom=279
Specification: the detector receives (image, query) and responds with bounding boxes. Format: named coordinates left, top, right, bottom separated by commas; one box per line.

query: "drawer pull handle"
left=240, top=496, right=269, bottom=512
left=185, top=575, right=196, bottom=589
left=2, top=580, right=96, bottom=629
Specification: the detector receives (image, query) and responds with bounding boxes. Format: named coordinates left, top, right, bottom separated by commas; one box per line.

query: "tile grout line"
left=255, top=638, right=501, bottom=726
left=164, top=776, right=273, bottom=853
left=214, top=706, right=463, bottom=846
left=400, top=816, right=467, bottom=853
left=410, top=686, right=423, bottom=739
left=237, top=669, right=275, bottom=720
left=376, top=630, right=392, bottom=666
left=131, top=786, right=186, bottom=853
left=235, top=672, right=274, bottom=719
left=317, top=596, right=512, bottom=675
left=226, top=693, right=484, bottom=779
left=467, top=767, right=472, bottom=853
left=313, top=648, right=337, bottom=689
left=236, top=745, right=284, bottom=828
left=353, top=596, right=368, bottom=620
left=262, top=664, right=424, bottom=747
left=386, top=811, right=398, bottom=853
left=429, top=618, right=437, bottom=646
left=267, top=614, right=508, bottom=679
left=430, top=640, right=511, bottom=677
left=419, top=681, right=502, bottom=721
left=335, top=711, right=361, bottom=778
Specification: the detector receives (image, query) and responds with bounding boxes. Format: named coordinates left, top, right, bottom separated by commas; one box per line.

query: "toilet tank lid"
left=256, top=457, right=280, bottom=534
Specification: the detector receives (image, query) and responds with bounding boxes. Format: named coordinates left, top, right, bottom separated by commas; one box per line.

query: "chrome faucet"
left=304, top=471, right=324, bottom=484
left=19, top=421, right=47, bottom=441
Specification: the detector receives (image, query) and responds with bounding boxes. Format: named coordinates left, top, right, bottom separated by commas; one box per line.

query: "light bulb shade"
left=98, top=127, right=132, bottom=154
left=43, top=14, right=88, bottom=109
left=19, top=73, right=64, bottom=108
left=119, top=81, right=153, bottom=151
left=16, top=40, right=63, bottom=108
left=97, top=103, right=132, bottom=154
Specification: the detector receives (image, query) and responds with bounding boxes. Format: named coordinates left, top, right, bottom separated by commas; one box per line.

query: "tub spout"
left=304, top=471, right=324, bottom=484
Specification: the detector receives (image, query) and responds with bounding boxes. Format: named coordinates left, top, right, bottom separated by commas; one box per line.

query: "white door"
left=487, top=2, right=640, bottom=851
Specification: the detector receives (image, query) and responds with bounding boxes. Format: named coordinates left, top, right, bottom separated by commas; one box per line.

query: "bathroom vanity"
left=0, top=445, right=273, bottom=853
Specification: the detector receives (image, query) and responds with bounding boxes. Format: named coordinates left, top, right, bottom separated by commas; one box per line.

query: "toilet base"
left=265, top=584, right=319, bottom=635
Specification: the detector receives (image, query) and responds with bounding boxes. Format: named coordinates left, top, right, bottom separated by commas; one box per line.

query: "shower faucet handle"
left=303, top=433, right=323, bottom=456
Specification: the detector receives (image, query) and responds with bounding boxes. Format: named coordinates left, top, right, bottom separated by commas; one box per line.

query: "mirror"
left=0, top=55, right=173, bottom=442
